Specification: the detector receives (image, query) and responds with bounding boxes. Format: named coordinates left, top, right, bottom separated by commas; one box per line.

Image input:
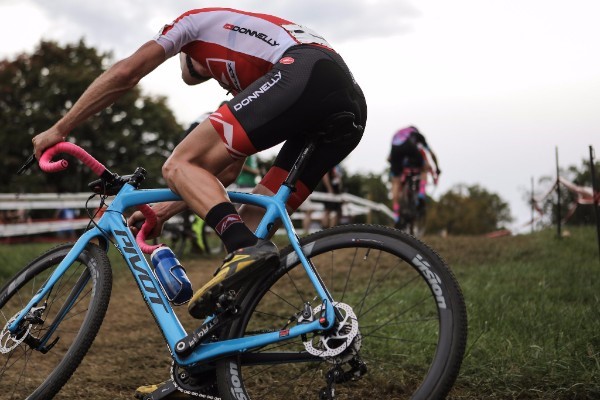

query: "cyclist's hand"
left=128, top=210, right=164, bottom=239
left=32, top=127, right=66, bottom=161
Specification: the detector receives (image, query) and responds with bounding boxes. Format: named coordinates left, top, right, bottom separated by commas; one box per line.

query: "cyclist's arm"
left=428, top=149, right=441, bottom=175
left=33, top=41, right=166, bottom=159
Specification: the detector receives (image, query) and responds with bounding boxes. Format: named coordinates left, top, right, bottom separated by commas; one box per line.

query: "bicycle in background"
left=1, top=117, right=466, bottom=400
left=161, top=210, right=223, bottom=257
left=395, top=167, right=425, bottom=235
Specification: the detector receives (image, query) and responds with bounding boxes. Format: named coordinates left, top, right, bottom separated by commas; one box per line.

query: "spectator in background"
left=320, top=165, right=344, bottom=228
left=302, top=165, right=344, bottom=233
left=235, top=155, right=261, bottom=189
left=56, top=208, right=77, bottom=239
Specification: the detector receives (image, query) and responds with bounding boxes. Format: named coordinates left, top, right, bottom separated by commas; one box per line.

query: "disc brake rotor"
left=303, top=302, right=360, bottom=362
left=0, top=314, right=31, bottom=354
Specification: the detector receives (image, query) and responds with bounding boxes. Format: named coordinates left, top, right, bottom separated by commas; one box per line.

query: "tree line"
left=0, top=40, right=182, bottom=194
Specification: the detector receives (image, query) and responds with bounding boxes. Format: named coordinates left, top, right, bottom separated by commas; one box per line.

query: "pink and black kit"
left=154, top=8, right=367, bottom=209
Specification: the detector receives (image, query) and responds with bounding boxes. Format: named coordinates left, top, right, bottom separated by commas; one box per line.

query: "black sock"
left=205, top=202, right=257, bottom=253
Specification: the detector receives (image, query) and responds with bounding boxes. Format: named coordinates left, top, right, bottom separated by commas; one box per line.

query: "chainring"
left=170, top=362, right=221, bottom=399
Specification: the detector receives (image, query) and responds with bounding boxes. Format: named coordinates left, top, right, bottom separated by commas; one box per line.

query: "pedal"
left=139, top=379, right=178, bottom=400
left=215, top=290, right=239, bottom=314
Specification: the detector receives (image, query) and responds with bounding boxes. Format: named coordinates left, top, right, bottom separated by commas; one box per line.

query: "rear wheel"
left=0, top=243, right=112, bottom=399
left=216, top=224, right=467, bottom=400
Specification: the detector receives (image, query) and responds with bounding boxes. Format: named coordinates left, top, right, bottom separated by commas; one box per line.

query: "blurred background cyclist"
left=388, top=126, right=441, bottom=227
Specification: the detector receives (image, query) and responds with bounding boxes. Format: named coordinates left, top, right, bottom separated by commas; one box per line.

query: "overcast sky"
left=1, top=0, right=598, bottom=232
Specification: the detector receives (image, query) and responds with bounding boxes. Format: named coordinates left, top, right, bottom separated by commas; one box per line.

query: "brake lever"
left=17, top=154, right=36, bottom=175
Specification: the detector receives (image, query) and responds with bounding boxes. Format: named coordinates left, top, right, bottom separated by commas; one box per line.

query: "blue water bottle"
left=151, top=246, right=193, bottom=305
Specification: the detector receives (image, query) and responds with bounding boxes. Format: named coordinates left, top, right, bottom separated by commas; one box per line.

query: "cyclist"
left=389, top=126, right=440, bottom=227
left=31, top=7, right=366, bottom=398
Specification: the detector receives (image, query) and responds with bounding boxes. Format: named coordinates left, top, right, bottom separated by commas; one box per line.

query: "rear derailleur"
left=319, top=357, right=368, bottom=400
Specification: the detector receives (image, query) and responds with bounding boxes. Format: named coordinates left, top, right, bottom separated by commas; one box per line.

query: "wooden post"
left=531, top=176, right=534, bottom=234
left=556, top=147, right=561, bottom=239
left=589, top=145, right=600, bottom=263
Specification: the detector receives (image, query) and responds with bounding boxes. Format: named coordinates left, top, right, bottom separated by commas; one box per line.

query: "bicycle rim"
left=217, top=224, right=467, bottom=400
left=0, top=243, right=112, bottom=399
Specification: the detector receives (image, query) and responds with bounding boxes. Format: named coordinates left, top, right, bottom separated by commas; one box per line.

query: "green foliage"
left=0, top=40, right=183, bottom=193
left=426, top=183, right=512, bottom=235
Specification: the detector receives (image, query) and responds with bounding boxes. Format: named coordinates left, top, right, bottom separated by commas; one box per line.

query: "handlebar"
left=22, top=142, right=161, bottom=254
left=38, top=142, right=107, bottom=176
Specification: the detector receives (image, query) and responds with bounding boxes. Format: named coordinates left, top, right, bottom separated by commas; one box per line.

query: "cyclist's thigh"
left=390, top=145, right=408, bottom=176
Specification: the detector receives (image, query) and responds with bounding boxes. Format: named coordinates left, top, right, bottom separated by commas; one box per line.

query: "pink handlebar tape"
left=39, top=142, right=106, bottom=176
left=39, top=142, right=161, bottom=254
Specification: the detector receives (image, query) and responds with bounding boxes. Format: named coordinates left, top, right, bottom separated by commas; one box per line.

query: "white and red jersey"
left=154, top=8, right=332, bottom=93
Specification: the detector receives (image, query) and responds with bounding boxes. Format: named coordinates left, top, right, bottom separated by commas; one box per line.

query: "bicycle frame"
left=8, top=181, right=336, bottom=367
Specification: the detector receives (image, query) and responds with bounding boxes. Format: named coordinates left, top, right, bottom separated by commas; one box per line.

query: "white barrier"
left=0, top=192, right=393, bottom=238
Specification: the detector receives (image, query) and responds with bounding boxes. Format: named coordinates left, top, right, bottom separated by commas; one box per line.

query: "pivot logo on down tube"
left=413, top=254, right=447, bottom=309
left=114, top=230, right=169, bottom=313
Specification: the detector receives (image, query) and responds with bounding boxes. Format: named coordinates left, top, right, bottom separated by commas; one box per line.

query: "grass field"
left=1, top=226, right=599, bottom=399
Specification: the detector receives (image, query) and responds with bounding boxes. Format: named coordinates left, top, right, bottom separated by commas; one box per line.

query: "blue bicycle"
left=1, top=122, right=467, bottom=399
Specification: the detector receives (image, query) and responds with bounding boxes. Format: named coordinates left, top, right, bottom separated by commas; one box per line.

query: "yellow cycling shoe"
left=188, top=239, right=279, bottom=319
left=134, top=380, right=193, bottom=399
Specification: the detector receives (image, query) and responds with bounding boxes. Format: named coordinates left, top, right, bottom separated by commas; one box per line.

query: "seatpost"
left=282, top=139, right=317, bottom=191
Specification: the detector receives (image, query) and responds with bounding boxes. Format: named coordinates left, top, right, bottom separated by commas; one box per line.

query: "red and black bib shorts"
left=209, top=45, right=367, bottom=210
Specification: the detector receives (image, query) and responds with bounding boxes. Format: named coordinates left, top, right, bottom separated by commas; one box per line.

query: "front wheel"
left=216, top=224, right=467, bottom=400
left=0, top=243, right=112, bottom=400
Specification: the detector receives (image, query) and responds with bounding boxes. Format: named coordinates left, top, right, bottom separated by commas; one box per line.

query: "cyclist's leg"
left=164, top=118, right=238, bottom=217
left=390, top=143, right=415, bottom=225
left=390, top=174, right=403, bottom=222
left=164, top=118, right=279, bottom=320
